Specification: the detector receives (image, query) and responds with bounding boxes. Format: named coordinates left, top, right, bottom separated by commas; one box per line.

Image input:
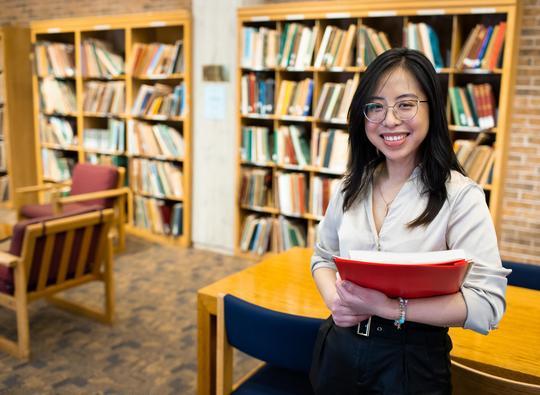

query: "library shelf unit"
left=0, top=27, right=37, bottom=207
left=30, top=10, right=192, bottom=247
left=236, top=0, right=521, bottom=258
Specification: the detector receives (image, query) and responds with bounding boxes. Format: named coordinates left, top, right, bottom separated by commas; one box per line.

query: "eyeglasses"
left=363, top=99, right=428, bottom=124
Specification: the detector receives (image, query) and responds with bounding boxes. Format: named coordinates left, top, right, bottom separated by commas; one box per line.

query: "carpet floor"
left=0, top=235, right=256, bottom=394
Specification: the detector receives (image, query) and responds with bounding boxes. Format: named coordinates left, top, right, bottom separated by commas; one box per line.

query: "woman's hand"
left=334, top=280, right=399, bottom=324
left=330, top=291, right=371, bottom=327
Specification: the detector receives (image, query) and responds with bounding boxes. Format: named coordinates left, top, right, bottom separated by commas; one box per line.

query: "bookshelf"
left=236, top=0, right=520, bottom=257
left=30, top=11, right=192, bottom=247
left=0, top=27, right=37, bottom=207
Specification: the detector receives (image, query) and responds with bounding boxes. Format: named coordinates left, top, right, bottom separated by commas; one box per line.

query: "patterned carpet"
left=0, top=235, right=256, bottom=394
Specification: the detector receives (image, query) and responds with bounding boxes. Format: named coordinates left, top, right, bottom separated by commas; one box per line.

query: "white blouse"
left=311, top=167, right=511, bottom=334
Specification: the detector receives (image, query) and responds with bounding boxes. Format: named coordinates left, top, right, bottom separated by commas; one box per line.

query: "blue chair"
left=216, top=294, right=323, bottom=395
left=503, top=261, right=540, bottom=290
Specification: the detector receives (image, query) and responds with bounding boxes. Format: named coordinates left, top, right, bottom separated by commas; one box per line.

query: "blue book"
left=172, top=203, right=183, bottom=236
left=303, top=79, right=314, bottom=116
left=477, top=26, right=494, bottom=64
left=428, top=26, right=444, bottom=68
left=146, top=45, right=165, bottom=74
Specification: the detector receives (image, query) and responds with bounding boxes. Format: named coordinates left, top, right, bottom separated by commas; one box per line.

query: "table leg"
left=198, top=294, right=216, bottom=395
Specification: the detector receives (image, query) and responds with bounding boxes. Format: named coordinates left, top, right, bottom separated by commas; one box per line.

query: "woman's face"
left=364, top=67, right=429, bottom=166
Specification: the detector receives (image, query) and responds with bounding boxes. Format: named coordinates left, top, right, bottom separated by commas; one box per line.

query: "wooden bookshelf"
left=236, top=0, right=521, bottom=257
left=30, top=11, right=192, bottom=247
left=0, top=27, right=37, bottom=207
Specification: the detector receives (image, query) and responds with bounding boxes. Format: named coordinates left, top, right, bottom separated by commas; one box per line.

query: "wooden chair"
left=451, top=360, right=540, bottom=394
left=217, top=293, right=322, bottom=394
left=0, top=207, right=115, bottom=359
left=14, top=163, right=131, bottom=251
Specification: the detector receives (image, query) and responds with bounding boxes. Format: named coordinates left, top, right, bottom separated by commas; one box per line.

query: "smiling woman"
left=309, top=48, right=511, bottom=395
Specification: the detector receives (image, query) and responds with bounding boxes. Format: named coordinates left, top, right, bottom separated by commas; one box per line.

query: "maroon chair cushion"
left=19, top=202, right=92, bottom=219
left=70, top=163, right=119, bottom=208
left=0, top=205, right=102, bottom=295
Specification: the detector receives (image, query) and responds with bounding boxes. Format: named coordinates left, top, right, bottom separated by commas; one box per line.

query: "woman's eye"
left=398, top=101, right=415, bottom=109
left=368, top=104, right=384, bottom=112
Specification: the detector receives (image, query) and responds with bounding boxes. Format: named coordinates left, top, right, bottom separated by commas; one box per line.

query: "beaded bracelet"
left=394, top=297, right=408, bottom=329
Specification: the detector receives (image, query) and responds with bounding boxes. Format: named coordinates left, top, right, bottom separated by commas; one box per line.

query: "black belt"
left=351, top=316, right=448, bottom=345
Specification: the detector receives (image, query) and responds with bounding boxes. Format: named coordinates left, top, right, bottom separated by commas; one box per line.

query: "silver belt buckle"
left=356, top=317, right=372, bottom=337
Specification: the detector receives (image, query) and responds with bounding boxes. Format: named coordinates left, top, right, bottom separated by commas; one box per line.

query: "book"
left=333, top=250, right=472, bottom=298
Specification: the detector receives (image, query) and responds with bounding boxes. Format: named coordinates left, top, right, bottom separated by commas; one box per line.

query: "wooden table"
left=197, top=248, right=540, bottom=395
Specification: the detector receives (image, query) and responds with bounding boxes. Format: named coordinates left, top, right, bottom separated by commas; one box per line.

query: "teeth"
left=383, top=134, right=406, bottom=141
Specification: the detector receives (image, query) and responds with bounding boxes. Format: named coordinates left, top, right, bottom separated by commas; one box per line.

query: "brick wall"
left=0, top=0, right=190, bottom=24
left=499, top=0, right=540, bottom=265
left=1, top=0, right=538, bottom=264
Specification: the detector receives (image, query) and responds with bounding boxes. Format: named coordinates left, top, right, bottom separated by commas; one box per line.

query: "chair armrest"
left=56, top=187, right=130, bottom=205
left=15, top=183, right=60, bottom=194
left=0, top=251, right=19, bottom=268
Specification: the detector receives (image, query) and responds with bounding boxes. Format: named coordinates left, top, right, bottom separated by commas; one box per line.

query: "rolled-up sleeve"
left=311, top=186, right=344, bottom=274
left=447, top=183, right=511, bottom=334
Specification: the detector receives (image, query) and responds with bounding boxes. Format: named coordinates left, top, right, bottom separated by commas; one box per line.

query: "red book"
left=333, top=250, right=472, bottom=298
left=489, top=22, right=506, bottom=70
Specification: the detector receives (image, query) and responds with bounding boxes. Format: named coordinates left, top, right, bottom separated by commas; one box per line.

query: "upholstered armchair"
left=14, top=163, right=131, bottom=251
left=0, top=207, right=115, bottom=359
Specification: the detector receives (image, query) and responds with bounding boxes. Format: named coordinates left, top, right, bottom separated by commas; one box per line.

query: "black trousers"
left=310, top=316, right=453, bottom=395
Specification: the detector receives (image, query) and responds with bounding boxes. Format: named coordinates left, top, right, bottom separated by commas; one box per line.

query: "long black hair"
left=343, top=47, right=464, bottom=227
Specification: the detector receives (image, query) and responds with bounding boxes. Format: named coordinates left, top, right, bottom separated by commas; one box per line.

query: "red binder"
left=333, top=256, right=471, bottom=298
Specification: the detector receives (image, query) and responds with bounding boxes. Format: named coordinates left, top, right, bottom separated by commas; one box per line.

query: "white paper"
left=348, top=249, right=466, bottom=265
left=203, top=83, right=226, bottom=120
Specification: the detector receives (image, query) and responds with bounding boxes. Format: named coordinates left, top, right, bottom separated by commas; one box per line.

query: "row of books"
left=133, top=196, right=183, bottom=237
left=314, top=75, right=359, bottom=121
left=449, top=83, right=496, bottom=129
left=81, top=39, right=125, bottom=77
left=241, top=126, right=273, bottom=163
left=83, top=81, right=125, bottom=114
left=275, top=78, right=313, bottom=116
left=312, top=128, right=348, bottom=172
left=131, top=83, right=185, bottom=117
left=243, top=23, right=444, bottom=69
left=405, top=22, right=444, bottom=69
left=241, top=27, right=279, bottom=69
left=240, top=126, right=349, bottom=173
left=276, top=172, right=308, bottom=216
left=39, top=77, right=77, bottom=114
left=41, top=148, right=74, bottom=181
left=127, top=121, right=185, bottom=158
left=315, top=24, right=357, bottom=68
left=244, top=22, right=506, bottom=71
left=311, top=176, right=340, bottom=217
left=240, top=214, right=306, bottom=255
left=456, top=22, right=506, bottom=70
left=128, top=41, right=184, bottom=76
left=40, top=116, right=76, bottom=146
left=0, top=175, right=8, bottom=202
left=239, top=168, right=273, bottom=208
left=278, top=23, right=318, bottom=68
left=83, top=119, right=125, bottom=153
left=34, top=41, right=75, bottom=78
left=274, top=125, right=310, bottom=166
left=131, top=158, right=183, bottom=198
left=240, top=167, right=342, bottom=216
left=240, top=73, right=275, bottom=115
left=356, top=26, right=391, bottom=67
left=454, top=136, right=495, bottom=185
left=33, top=40, right=184, bottom=78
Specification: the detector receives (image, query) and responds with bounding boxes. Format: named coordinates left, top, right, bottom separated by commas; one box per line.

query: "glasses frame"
left=363, top=98, right=429, bottom=124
